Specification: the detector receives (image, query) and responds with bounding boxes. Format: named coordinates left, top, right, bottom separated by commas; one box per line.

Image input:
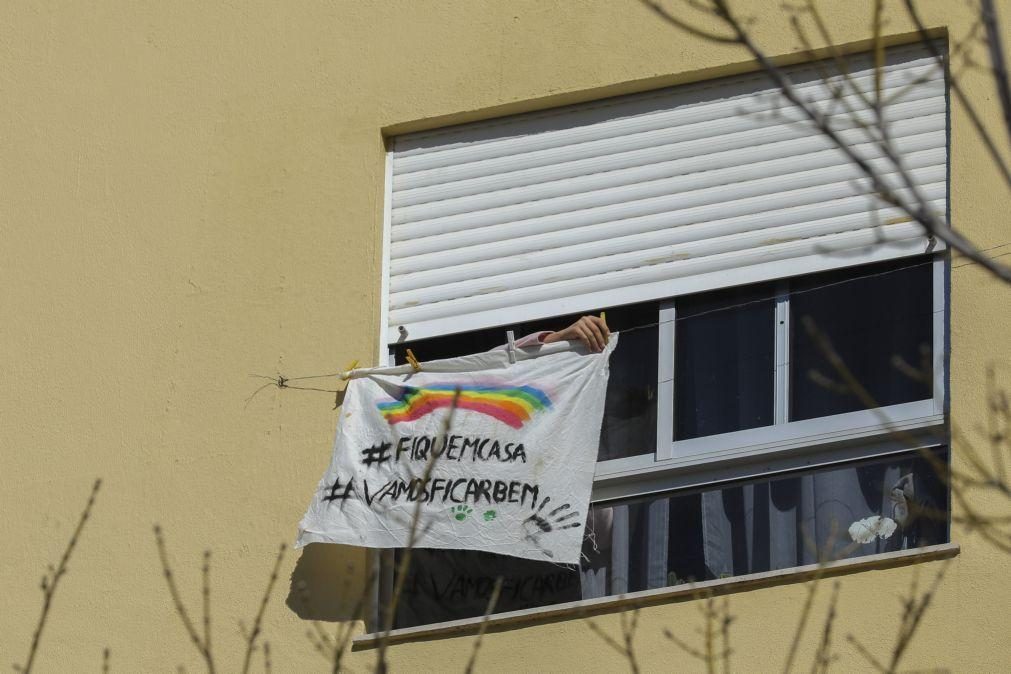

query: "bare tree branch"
left=642, top=0, right=739, bottom=43
left=903, top=0, right=1011, bottom=191
left=649, top=0, right=1011, bottom=283
left=154, top=526, right=215, bottom=673
left=463, top=576, right=505, bottom=674
left=16, top=479, right=102, bottom=674
left=240, top=543, right=287, bottom=674
left=980, top=0, right=1011, bottom=148
left=374, top=388, right=462, bottom=673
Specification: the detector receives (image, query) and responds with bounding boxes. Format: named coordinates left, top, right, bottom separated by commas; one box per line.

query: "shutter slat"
left=392, top=148, right=944, bottom=250
left=391, top=127, right=944, bottom=264
left=392, top=181, right=943, bottom=278
left=394, top=46, right=938, bottom=166
left=393, top=107, right=944, bottom=222
left=389, top=223, right=928, bottom=327
left=390, top=187, right=946, bottom=296
left=393, top=101, right=944, bottom=209
left=389, top=191, right=944, bottom=307
left=392, top=82, right=942, bottom=207
left=385, top=43, right=948, bottom=341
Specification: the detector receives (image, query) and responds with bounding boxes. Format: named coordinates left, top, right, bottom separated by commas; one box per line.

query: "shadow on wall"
left=285, top=543, right=369, bottom=622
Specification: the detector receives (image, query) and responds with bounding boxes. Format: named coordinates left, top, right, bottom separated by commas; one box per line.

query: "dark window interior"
left=790, top=258, right=934, bottom=420
left=674, top=282, right=777, bottom=440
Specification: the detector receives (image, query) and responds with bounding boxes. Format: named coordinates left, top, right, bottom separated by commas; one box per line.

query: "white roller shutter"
left=384, top=42, right=947, bottom=342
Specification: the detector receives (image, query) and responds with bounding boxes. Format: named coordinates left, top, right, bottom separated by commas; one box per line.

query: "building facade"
left=2, top=1, right=1009, bottom=671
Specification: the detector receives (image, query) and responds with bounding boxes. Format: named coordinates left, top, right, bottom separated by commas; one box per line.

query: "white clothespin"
left=506, top=330, right=517, bottom=364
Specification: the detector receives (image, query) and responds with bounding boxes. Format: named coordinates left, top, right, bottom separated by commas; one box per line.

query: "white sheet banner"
left=297, top=336, right=616, bottom=564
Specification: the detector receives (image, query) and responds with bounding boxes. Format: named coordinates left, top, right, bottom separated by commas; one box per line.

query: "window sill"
left=351, top=542, right=958, bottom=650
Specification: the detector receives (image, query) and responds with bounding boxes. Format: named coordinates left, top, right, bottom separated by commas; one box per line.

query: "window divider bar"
left=932, top=255, right=947, bottom=416
left=656, top=302, right=677, bottom=461
left=774, top=285, right=791, bottom=425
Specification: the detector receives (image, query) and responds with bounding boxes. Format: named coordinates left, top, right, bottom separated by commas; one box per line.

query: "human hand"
left=543, top=315, right=610, bottom=353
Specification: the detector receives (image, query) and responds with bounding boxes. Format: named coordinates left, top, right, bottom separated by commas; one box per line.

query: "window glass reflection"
left=582, top=448, right=948, bottom=597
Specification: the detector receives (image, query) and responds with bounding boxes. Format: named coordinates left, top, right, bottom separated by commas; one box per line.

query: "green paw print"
left=450, top=505, right=473, bottom=521
left=483, top=510, right=497, bottom=522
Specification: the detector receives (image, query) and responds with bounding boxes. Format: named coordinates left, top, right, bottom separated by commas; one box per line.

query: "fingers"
left=568, top=315, right=608, bottom=352
left=548, top=315, right=612, bottom=352
left=572, top=323, right=597, bottom=352
left=580, top=316, right=607, bottom=352
left=592, top=314, right=611, bottom=340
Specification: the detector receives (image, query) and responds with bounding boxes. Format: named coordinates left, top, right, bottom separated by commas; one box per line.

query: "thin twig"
left=903, top=0, right=1011, bottom=190
left=810, top=582, right=840, bottom=674
left=463, top=576, right=505, bottom=674
left=782, top=574, right=823, bottom=674
left=16, top=479, right=102, bottom=674
left=980, top=0, right=1011, bottom=148
left=653, top=0, right=1011, bottom=282
left=586, top=608, right=642, bottom=674
left=240, top=543, right=287, bottom=674
left=662, top=592, right=730, bottom=674
left=887, top=561, right=950, bottom=671
left=847, top=632, right=888, bottom=673
left=641, top=0, right=739, bottom=43
left=202, top=550, right=211, bottom=670
left=375, top=388, right=461, bottom=673
left=331, top=564, right=377, bottom=673
left=153, top=526, right=215, bottom=673
left=719, top=597, right=733, bottom=674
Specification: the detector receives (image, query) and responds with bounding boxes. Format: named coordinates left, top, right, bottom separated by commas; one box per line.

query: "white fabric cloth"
left=297, top=336, right=617, bottom=564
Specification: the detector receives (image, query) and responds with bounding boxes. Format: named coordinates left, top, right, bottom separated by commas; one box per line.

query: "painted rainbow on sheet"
left=376, top=384, right=552, bottom=429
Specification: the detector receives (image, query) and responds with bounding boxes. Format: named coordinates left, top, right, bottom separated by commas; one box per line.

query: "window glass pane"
left=394, top=302, right=658, bottom=461
left=584, top=448, right=948, bottom=597
left=790, top=257, right=934, bottom=421
left=674, top=284, right=776, bottom=440
left=593, top=305, right=658, bottom=461
left=390, top=448, right=949, bottom=627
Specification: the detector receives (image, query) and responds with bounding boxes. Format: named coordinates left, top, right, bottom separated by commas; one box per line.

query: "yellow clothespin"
left=406, top=348, right=421, bottom=372
left=340, top=359, right=359, bottom=381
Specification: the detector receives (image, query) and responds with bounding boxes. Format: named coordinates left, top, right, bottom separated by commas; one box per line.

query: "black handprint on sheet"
left=523, top=496, right=583, bottom=558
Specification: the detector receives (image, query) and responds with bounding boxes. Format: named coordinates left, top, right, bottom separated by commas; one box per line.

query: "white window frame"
left=371, top=256, right=948, bottom=626
left=381, top=254, right=947, bottom=502
left=592, top=255, right=947, bottom=502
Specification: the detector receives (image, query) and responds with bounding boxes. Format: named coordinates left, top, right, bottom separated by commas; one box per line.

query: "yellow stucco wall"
left=2, top=1, right=1008, bottom=671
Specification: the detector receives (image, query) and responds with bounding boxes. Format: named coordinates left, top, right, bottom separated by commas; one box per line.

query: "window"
left=381, top=255, right=949, bottom=629
left=391, top=448, right=948, bottom=629
left=376, top=41, right=950, bottom=630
